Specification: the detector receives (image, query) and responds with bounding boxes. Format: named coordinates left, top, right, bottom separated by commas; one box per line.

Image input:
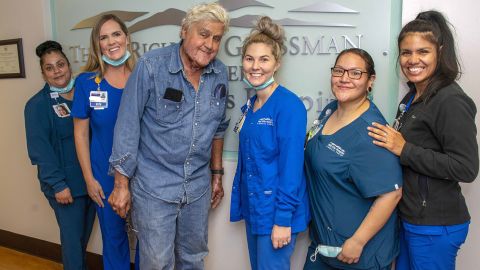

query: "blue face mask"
left=309, top=244, right=342, bottom=262
left=50, top=77, right=75, bottom=94
left=101, top=50, right=131, bottom=67
left=242, top=76, right=275, bottom=91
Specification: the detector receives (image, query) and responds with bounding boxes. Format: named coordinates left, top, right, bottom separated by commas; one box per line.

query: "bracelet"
left=211, top=168, right=224, bottom=175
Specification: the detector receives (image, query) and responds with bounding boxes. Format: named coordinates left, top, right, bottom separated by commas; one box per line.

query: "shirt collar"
left=168, top=41, right=222, bottom=75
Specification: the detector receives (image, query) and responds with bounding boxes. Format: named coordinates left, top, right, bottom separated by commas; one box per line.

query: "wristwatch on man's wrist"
left=211, top=168, right=224, bottom=175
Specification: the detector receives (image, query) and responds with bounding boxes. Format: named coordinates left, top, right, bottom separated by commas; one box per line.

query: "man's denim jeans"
left=131, top=179, right=210, bottom=270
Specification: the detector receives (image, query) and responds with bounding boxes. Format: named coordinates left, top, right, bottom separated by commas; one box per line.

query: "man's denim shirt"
left=109, top=43, right=229, bottom=203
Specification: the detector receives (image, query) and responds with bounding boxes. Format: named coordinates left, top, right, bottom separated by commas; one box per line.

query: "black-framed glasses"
left=331, top=67, right=368, bottom=80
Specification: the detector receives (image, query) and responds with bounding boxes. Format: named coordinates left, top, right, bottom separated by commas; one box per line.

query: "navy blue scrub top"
left=304, top=100, right=403, bottom=269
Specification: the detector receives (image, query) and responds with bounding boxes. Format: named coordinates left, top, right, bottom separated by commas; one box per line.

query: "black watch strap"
left=211, top=168, right=224, bottom=175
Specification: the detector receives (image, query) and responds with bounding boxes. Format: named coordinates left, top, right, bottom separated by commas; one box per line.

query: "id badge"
left=89, top=91, right=108, bottom=110
left=53, top=103, right=71, bottom=118
left=305, top=119, right=322, bottom=147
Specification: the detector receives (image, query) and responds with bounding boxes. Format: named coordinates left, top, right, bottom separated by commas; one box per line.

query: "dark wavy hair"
left=398, top=10, right=459, bottom=100
left=35, top=40, right=69, bottom=67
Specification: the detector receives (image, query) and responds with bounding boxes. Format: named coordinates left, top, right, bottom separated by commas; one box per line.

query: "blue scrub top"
left=25, top=83, right=87, bottom=198
left=304, top=100, right=403, bottom=269
left=230, top=85, right=310, bottom=235
left=71, top=72, right=123, bottom=194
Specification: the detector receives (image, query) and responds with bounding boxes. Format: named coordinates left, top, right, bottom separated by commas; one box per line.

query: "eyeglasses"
left=331, top=67, right=368, bottom=80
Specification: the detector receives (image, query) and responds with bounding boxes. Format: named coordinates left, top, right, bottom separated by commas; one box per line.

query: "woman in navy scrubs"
left=304, top=48, right=403, bottom=270
left=368, top=11, right=478, bottom=270
left=25, top=40, right=95, bottom=270
left=230, top=16, right=310, bottom=270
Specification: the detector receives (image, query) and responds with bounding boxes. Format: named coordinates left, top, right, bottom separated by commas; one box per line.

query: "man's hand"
left=108, top=171, right=131, bottom=218
left=210, top=174, right=224, bottom=208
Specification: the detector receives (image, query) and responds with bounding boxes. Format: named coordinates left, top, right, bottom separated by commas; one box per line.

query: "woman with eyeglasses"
left=368, top=10, right=478, bottom=270
left=303, top=48, right=403, bottom=270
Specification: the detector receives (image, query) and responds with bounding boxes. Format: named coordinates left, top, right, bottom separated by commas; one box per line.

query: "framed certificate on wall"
left=0, top=38, right=25, bottom=79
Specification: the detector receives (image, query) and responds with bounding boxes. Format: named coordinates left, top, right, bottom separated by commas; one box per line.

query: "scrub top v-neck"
left=304, top=100, right=403, bottom=269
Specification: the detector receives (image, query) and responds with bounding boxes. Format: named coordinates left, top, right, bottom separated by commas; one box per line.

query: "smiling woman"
left=230, top=16, right=310, bottom=270
left=304, top=48, right=403, bottom=270
left=368, top=10, right=478, bottom=270
left=24, top=40, right=96, bottom=270
left=70, top=14, right=139, bottom=270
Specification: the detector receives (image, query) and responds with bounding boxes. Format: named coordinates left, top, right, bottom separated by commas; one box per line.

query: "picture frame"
left=0, top=38, right=25, bottom=79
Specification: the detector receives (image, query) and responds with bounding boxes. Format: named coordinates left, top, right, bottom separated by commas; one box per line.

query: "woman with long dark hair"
left=368, top=10, right=478, bottom=269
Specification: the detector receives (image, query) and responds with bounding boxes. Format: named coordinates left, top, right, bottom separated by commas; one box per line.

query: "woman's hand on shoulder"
left=367, top=122, right=406, bottom=156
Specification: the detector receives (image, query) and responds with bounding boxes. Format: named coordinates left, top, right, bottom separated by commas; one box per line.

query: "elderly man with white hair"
left=108, top=3, right=230, bottom=269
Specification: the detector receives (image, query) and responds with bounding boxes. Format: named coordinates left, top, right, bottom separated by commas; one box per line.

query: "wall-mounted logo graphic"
left=71, top=0, right=359, bottom=32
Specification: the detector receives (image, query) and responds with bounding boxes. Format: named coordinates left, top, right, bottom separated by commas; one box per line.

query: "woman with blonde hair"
left=230, top=16, right=310, bottom=270
left=71, top=14, right=138, bottom=270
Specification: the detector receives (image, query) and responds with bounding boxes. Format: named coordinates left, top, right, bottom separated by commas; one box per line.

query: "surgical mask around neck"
left=242, top=76, right=275, bottom=91
left=50, top=77, right=75, bottom=94
left=101, top=50, right=131, bottom=67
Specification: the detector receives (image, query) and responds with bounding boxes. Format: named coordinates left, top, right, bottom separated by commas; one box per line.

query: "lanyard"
left=402, top=92, right=415, bottom=113
left=233, top=99, right=252, bottom=134
left=393, top=92, right=416, bottom=131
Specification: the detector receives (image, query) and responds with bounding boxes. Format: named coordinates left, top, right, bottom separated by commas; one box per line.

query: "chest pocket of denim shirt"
left=210, top=83, right=227, bottom=120
left=156, top=97, right=184, bottom=124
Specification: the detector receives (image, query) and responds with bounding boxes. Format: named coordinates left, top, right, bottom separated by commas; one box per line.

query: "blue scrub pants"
left=48, top=195, right=95, bottom=270
left=245, top=223, right=297, bottom=270
left=303, top=242, right=392, bottom=270
left=97, top=194, right=139, bottom=270
left=396, top=220, right=469, bottom=270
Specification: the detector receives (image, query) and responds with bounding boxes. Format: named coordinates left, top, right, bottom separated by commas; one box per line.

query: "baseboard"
left=0, top=228, right=103, bottom=269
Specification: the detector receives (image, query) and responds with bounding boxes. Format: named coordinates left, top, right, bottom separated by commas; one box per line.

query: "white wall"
left=402, top=1, right=480, bottom=270
left=0, top=1, right=478, bottom=270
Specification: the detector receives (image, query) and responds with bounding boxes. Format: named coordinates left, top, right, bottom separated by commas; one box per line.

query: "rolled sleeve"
left=109, top=58, right=151, bottom=178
